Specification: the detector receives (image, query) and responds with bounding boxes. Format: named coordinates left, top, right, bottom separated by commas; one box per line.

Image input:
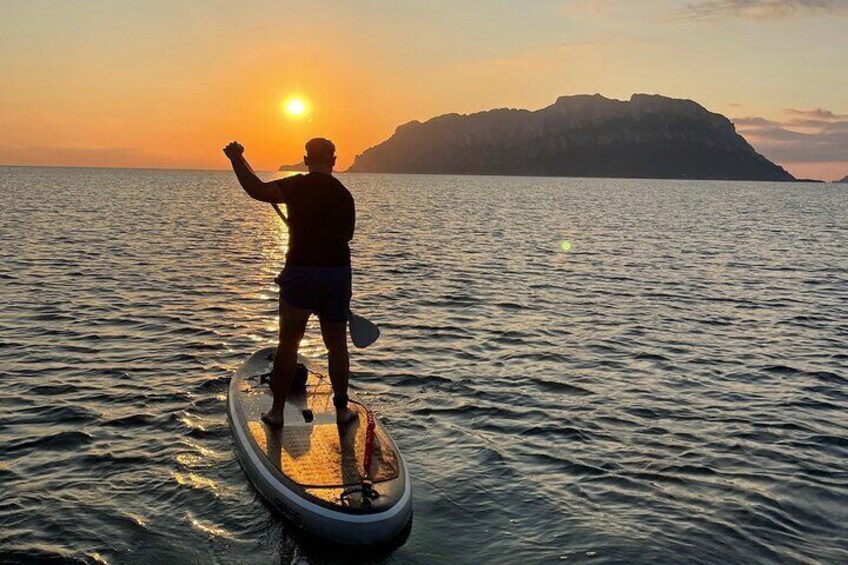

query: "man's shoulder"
left=280, top=173, right=352, bottom=199
left=272, top=173, right=309, bottom=199
left=276, top=173, right=307, bottom=185
left=332, top=176, right=352, bottom=193
left=273, top=173, right=308, bottom=191
left=319, top=174, right=353, bottom=197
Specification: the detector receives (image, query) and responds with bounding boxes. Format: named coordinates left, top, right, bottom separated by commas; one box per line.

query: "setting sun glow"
left=284, top=98, right=307, bottom=118
left=1, top=2, right=845, bottom=178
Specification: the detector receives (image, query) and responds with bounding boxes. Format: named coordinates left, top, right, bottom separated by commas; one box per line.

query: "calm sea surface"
left=1, top=166, right=846, bottom=564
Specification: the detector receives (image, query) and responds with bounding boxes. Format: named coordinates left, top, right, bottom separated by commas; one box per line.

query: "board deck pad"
left=240, top=366, right=399, bottom=494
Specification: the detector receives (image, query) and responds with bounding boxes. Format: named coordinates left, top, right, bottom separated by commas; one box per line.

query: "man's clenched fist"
left=223, top=141, right=244, bottom=159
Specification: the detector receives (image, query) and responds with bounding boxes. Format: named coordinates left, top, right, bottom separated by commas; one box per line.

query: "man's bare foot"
left=261, top=409, right=284, bottom=427
left=336, top=406, right=358, bottom=426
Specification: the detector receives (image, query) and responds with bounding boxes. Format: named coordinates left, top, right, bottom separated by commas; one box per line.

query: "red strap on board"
left=363, top=409, right=376, bottom=479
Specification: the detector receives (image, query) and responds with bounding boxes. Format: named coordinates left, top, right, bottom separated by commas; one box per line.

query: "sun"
left=284, top=98, right=307, bottom=118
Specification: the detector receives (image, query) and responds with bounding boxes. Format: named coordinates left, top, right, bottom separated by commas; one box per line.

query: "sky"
left=1, top=0, right=846, bottom=180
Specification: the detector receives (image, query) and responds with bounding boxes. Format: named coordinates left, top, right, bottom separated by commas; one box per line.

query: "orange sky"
left=1, top=2, right=846, bottom=179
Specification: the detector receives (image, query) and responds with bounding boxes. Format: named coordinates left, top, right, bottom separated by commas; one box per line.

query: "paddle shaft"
left=271, top=202, right=289, bottom=226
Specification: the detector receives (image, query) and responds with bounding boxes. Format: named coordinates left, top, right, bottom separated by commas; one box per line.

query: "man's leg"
left=262, top=299, right=311, bottom=426
left=319, top=319, right=356, bottom=425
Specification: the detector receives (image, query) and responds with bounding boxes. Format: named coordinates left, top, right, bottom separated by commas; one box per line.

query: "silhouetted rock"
left=279, top=162, right=308, bottom=172
left=348, top=94, right=795, bottom=181
left=797, top=178, right=825, bottom=183
left=836, top=174, right=848, bottom=183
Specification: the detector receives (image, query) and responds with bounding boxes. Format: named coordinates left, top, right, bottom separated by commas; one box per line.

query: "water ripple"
left=1, top=168, right=847, bottom=563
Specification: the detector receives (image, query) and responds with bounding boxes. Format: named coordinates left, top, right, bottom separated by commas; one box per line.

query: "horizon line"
left=0, top=163, right=258, bottom=174
left=2, top=163, right=842, bottom=183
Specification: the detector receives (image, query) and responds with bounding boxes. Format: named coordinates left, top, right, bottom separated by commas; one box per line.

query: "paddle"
left=348, top=311, right=381, bottom=348
left=270, top=202, right=380, bottom=348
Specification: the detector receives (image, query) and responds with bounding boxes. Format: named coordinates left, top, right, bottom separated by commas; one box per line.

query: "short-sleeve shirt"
left=274, top=172, right=355, bottom=267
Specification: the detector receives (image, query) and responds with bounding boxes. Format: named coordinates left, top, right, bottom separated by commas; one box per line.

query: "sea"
left=1, top=166, right=846, bottom=564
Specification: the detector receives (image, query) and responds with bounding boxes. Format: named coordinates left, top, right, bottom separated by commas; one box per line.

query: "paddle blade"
left=349, top=311, right=380, bottom=348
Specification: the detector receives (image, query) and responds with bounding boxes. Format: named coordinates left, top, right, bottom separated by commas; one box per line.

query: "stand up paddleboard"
left=227, top=347, right=412, bottom=545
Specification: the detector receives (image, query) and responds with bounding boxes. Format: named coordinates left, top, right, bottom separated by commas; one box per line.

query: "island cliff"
left=348, top=94, right=795, bottom=181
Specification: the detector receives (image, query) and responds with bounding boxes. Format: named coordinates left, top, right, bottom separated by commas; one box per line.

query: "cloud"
left=733, top=108, right=848, bottom=167
left=733, top=116, right=779, bottom=128
left=785, top=107, right=848, bottom=121
left=680, top=0, right=848, bottom=19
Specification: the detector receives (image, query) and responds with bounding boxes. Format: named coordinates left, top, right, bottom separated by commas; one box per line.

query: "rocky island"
left=837, top=175, right=848, bottom=183
left=348, top=94, right=795, bottom=181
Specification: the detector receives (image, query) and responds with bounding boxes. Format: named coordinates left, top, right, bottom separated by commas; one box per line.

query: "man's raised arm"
left=223, top=141, right=283, bottom=203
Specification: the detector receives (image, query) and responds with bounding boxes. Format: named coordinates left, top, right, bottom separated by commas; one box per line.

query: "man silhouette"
left=224, top=138, right=356, bottom=426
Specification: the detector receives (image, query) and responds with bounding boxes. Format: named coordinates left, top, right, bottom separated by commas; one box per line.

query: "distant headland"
left=347, top=94, right=795, bottom=182
left=278, top=162, right=308, bottom=172
left=837, top=174, right=848, bottom=184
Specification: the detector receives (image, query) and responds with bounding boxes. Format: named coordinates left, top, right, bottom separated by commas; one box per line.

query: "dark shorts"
left=275, top=266, right=352, bottom=323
